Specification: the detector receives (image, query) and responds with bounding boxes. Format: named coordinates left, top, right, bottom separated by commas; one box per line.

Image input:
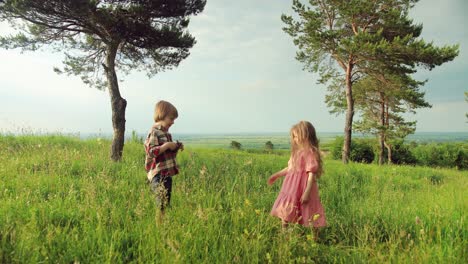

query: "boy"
left=144, top=100, right=183, bottom=218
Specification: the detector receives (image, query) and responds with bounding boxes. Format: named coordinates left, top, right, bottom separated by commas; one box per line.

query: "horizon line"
left=2, top=131, right=466, bottom=135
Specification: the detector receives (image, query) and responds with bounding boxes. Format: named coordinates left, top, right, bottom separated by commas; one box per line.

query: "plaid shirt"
left=144, top=124, right=180, bottom=181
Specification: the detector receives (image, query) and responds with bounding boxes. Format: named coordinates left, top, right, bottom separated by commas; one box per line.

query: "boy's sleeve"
left=145, top=130, right=163, bottom=158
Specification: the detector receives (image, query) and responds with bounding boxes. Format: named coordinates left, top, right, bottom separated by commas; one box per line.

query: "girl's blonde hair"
left=154, top=100, right=178, bottom=122
left=290, top=121, right=323, bottom=177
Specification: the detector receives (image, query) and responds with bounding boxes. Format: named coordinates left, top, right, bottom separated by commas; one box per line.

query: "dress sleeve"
left=304, top=149, right=318, bottom=174
left=145, top=129, right=163, bottom=158
left=287, top=156, right=293, bottom=171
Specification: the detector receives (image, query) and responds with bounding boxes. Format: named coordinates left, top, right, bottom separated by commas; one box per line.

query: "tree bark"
left=384, top=101, right=391, bottom=164
left=378, top=93, right=385, bottom=165
left=378, top=133, right=384, bottom=165
left=104, top=44, right=127, bottom=161
left=384, top=141, right=392, bottom=164
left=342, top=61, right=354, bottom=164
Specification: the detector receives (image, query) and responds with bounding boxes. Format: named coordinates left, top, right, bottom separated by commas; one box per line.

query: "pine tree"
left=282, top=0, right=459, bottom=163
left=0, top=0, right=206, bottom=161
left=353, top=74, right=430, bottom=164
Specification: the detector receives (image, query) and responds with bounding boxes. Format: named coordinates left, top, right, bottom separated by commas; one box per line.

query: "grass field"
left=0, top=134, right=466, bottom=263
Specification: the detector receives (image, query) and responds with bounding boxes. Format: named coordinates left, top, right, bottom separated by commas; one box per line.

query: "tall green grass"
left=0, top=135, right=466, bottom=263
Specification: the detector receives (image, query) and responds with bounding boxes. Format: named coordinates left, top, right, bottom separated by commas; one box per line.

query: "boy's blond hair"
left=154, top=100, right=178, bottom=122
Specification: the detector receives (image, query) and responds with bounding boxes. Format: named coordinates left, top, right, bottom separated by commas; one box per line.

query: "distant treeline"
left=329, top=137, right=468, bottom=170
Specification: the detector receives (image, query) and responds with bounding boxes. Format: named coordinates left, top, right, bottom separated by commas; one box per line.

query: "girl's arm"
left=267, top=167, right=288, bottom=185
left=301, top=172, right=315, bottom=204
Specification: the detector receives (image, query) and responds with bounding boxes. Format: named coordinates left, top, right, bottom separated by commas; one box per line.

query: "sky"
left=0, top=0, right=467, bottom=135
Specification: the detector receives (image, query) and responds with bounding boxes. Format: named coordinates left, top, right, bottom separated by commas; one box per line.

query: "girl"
left=268, top=121, right=326, bottom=236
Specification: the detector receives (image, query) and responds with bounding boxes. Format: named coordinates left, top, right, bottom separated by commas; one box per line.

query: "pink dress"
left=270, top=149, right=326, bottom=227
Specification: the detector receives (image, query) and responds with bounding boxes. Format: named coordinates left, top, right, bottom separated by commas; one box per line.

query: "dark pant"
left=150, top=175, right=173, bottom=211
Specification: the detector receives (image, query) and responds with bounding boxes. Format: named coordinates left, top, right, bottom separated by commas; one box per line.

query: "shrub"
left=427, top=174, right=444, bottom=185
left=454, top=149, right=468, bottom=170
left=382, top=141, right=417, bottom=165
left=411, top=143, right=468, bottom=169
left=265, top=141, right=274, bottom=151
left=230, top=141, right=242, bottom=150
left=331, top=137, right=374, bottom=163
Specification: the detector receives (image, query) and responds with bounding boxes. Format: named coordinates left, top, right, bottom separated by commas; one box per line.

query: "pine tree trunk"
left=384, top=141, right=392, bottom=164
left=378, top=93, right=385, bottom=165
left=342, top=62, right=354, bottom=164
left=105, top=44, right=127, bottom=161
left=384, top=101, right=391, bottom=164
left=379, top=133, right=384, bottom=165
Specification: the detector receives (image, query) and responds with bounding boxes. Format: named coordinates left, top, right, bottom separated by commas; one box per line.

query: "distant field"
left=170, top=132, right=468, bottom=150
left=173, top=133, right=317, bottom=150
left=0, top=134, right=466, bottom=263
left=73, top=131, right=468, bottom=150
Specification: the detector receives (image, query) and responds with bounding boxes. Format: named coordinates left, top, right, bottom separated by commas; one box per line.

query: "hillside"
left=0, top=135, right=466, bottom=263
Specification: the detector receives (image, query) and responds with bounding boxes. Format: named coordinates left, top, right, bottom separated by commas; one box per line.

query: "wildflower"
left=419, top=228, right=425, bottom=235
left=255, top=209, right=261, bottom=215
left=244, top=199, right=251, bottom=206
left=415, top=216, right=421, bottom=225
left=199, top=165, right=207, bottom=176
left=237, top=209, right=245, bottom=218
left=313, top=214, right=320, bottom=221
left=196, top=207, right=207, bottom=221
left=400, top=230, right=406, bottom=238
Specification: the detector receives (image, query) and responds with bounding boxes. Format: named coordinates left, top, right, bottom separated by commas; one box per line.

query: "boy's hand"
left=165, top=142, right=178, bottom=151
left=176, top=140, right=184, bottom=151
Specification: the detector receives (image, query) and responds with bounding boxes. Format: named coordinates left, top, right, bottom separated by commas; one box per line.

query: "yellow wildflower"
left=313, top=214, right=320, bottom=221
